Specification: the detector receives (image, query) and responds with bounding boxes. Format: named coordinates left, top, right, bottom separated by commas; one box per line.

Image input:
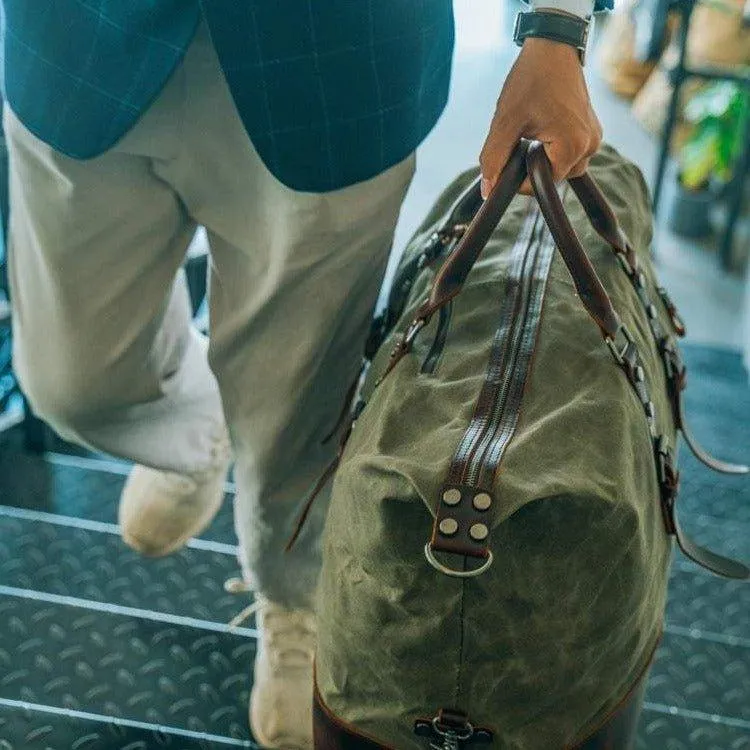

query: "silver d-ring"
left=424, top=543, right=493, bottom=578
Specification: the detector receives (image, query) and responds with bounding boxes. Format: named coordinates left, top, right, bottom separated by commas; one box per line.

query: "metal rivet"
left=469, top=523, right=489, bottom=541
left=473, top=492, right=492, bottom=511
left=439, top=518, right=459, bottom=536
left=647, top=303, right=658, bottom=319
left=442, top=488, right=462, bottom=506
left=635, top=365, right=645, bottom=383
left=637, top=272, right=647, bottom=288
left=645, top=401, right=655, bottom=418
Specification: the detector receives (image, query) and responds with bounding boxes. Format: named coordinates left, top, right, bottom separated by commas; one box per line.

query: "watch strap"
left=513, top=11, right=590, bottom=63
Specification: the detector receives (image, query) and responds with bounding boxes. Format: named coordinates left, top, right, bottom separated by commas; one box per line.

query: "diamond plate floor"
left=0, top=344, right=748, bottom=749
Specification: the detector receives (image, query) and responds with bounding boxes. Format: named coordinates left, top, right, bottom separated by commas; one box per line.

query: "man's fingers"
left=543, top=137, right=588, bottom=184
left=479, top=118, right=519, bottom=199
left=478, top=114, right=602, bottom=198
left=569, top=155, right=591, bottom=179
left=545, top=115, right=601, bottom=182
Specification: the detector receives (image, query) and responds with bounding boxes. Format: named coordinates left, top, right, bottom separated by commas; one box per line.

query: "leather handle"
left=526, top=141, right=621, bottom=338
left=419, top=140, right=621, bottom=339
left=424, top=140, right=529, bottom=314
left=568, top=173, right=639, bottom=270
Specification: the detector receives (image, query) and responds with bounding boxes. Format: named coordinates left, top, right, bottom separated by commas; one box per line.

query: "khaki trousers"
left=5, top=22, right=415, bottom=607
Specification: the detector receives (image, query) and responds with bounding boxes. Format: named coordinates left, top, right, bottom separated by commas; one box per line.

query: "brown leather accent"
left=423, top=141, right=622, bottom=342
left=655, top=286, right=686, bottom=337
left=525, top=142, right=620, bottom=339
left=673, top=511, right=750, bottom=579
left=659, top=339, right=749, bottom=476
left=654, top=438, right=749, bottom=580
left=568, top=173, right=638, bottom=271
left=383, top=140, right=637, bottom=391
left=600, top=221, right=749, bottom=577
left=678, top=399, right=749, bottom=475
left=314, top=651, right=654, bottom=750
left=472, top=227, right=557, bottom=488
left=285, top=452, right=341, bottom=552
left=322, top=374, right=363, bottom=445
left=427, top=209, right=544, bottom=561
left=429, top=485, right=495, bottom=561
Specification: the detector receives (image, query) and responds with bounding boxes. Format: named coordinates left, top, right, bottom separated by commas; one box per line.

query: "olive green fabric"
left=316, top=146, right=675, bottom=749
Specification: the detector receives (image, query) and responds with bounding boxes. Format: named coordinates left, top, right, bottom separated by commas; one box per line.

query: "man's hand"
left=479, top=37, right=602, bottom=197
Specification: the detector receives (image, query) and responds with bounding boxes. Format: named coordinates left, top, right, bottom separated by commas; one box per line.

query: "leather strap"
left=568, top=173, right=639, bottom=271
left=513, top=11, right=591, bottom=64
left=525, top=142, right=620, bottom=338
left=383, top=141, right=639, bottom=380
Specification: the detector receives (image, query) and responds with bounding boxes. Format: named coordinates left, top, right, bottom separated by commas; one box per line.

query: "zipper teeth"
left=450, top=208, right=540, bottom=474
left=473, top=230, right=556, bottom=488
left=464, top=216, right=546, bottom=486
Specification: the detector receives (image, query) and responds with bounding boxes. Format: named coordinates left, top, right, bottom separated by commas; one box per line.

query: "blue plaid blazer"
left=1, top=0, right=454, bottom=191
left=1, top=1, right=611, bottom=191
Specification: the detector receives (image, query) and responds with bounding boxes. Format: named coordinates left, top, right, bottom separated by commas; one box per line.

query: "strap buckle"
left=605, top=324, right=635, bottom=368
left=660, top=337, right=686, bottom=390
left=655, top=436, right=679, bottom=535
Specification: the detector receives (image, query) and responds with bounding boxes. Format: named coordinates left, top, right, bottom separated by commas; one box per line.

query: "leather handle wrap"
left=421, top=139, right=621, bottom=339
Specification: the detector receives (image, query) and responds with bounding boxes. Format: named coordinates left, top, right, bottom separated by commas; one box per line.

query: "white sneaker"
left=226, top=586, right=316, bottom=750
left=119, top=439, right=231, bottom=557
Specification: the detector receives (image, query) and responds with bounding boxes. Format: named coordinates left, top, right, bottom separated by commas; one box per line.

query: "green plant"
left=679, top=81, right=749, bottom=191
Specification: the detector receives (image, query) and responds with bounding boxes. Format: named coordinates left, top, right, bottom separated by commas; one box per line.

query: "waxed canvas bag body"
left=309, top=142, right=748, bottom=750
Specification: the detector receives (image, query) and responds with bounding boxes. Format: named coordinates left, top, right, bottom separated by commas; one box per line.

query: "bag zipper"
left=466, top=222, right=555, bottom=488
left=445, top=205, right=543, bottom=486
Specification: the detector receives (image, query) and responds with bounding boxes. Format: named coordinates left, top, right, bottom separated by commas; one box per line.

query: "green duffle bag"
left=307, top=141, right=749, bottom=750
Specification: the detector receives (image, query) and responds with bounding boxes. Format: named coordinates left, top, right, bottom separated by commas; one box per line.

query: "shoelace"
left=224, top=577, right=262, bottom=629
left=224, top=577, right=316, bottom=666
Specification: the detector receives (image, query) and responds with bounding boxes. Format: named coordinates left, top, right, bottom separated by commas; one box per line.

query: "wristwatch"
left=513, top=10, right=591, bottom=64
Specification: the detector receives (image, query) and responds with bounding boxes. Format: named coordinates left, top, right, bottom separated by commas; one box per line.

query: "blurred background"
left=0, top=1, right=747, bottom=748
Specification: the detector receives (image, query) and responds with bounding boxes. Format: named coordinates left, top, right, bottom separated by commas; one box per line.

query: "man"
left=1, top=1, right=608, bottom=747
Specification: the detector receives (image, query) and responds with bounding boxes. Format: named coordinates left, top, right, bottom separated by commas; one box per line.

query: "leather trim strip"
left=429, top=204, right=556, bottom=563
